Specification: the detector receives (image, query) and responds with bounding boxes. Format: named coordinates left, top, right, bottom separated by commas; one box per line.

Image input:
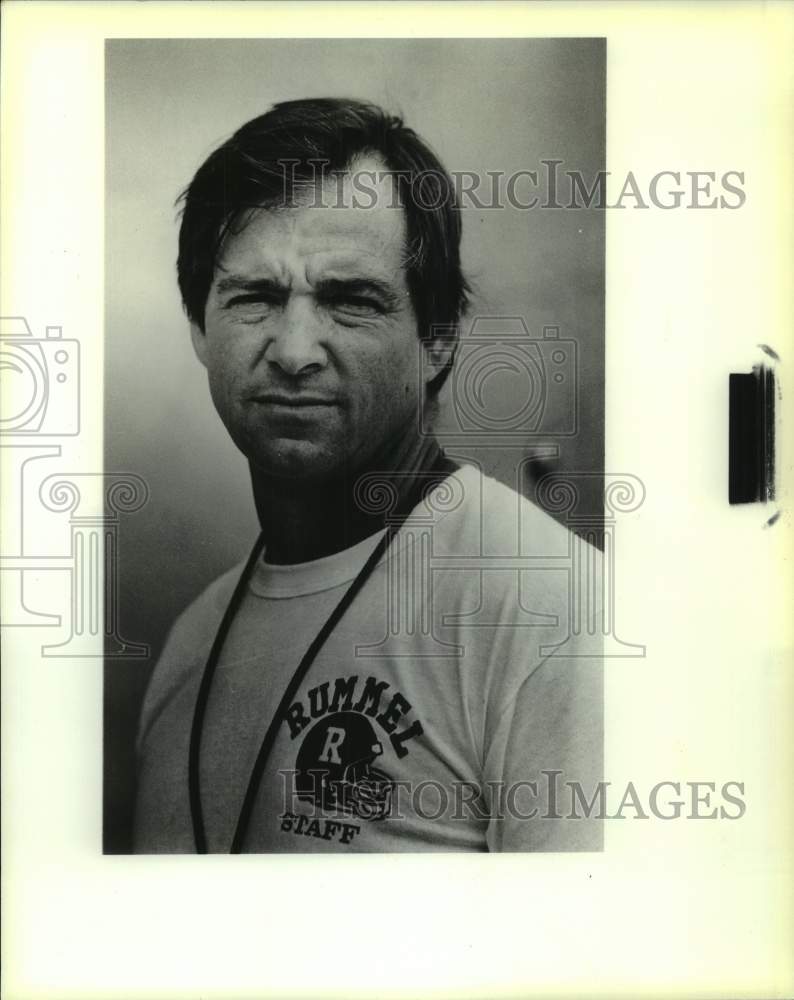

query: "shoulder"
left=427, top=464, right=603, bottom=738
left=163, top=562, right=245, bottom=657
left=136, top=560, right=245, bottom=749
left=428, top=463, right=600, bottom=634
left=435, top=462, right=584, bottom=558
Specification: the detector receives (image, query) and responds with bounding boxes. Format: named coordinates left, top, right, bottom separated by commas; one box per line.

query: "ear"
left=421, top=325, right=457, bottom=387
left=190, top=322, right=209, bottom=369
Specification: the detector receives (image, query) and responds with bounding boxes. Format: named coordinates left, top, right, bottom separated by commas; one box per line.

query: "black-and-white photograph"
left=4, top=3, right=794, bottom=997
left=105, top=38, right=606, bottom=854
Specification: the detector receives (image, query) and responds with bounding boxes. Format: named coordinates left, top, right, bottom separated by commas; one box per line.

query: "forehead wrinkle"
left=295, top=214, right=408, bottom=290
left=213, top=254, right=293, bottom=289
left=214, top=187, right=409, bottom=293
left=291, top=215, right=407, bottom=268
left=302, top=248, right=405, bottom=288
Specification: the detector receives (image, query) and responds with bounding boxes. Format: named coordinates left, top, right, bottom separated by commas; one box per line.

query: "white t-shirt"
left=134, top=464, right=603, bottom=853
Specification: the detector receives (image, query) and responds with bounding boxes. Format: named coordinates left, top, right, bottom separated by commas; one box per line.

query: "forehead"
left=215, top=156, right=408, bottom=284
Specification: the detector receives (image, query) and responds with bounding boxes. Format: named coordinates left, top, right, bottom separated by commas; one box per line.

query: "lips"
left=252, top=393, right=339, bottom=407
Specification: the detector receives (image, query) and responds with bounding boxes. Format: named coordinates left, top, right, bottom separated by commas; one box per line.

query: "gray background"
left=105, top=38, right=605, bottom=851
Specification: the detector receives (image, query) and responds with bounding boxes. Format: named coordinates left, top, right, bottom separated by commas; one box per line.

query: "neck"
left=250, top=427, right=444, bottom=565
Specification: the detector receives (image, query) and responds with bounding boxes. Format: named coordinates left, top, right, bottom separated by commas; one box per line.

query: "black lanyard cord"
left=188, top=450, right=457, bottom=854
left=188, top=530, right=266, bottom=854
left=229, top=523, right=399, bottom=853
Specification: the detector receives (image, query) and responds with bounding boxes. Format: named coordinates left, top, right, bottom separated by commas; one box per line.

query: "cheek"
left=353, top=360, right=419, bottom=432
left=357, top=350, right=412, bottom=406
left=387, top=337, right=422, bottom=404
left=205, top=339, right=245, bottom=389
left=205, top=356, right=244, bottom=420
left=377, top=328, right=420, bottom=385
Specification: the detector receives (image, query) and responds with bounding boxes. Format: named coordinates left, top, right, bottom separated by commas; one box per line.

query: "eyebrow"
left=215, top=276, right=288, bottom=296
left=215, top=274, right=404, bottom=308
left=315, top=277, right=402, bottom=308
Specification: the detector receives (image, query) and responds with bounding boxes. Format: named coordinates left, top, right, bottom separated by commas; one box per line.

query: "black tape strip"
left=729, top=364, right=775, bottom=504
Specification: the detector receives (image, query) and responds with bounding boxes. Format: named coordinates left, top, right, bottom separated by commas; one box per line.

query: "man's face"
left=192, top=157, right=442, bottom=481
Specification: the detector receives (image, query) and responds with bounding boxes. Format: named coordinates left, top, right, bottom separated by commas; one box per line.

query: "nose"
left=264, top=297, right=327, bottom=377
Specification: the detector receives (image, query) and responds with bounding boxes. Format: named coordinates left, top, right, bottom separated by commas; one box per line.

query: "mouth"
left=252, top=393, right=339, bottom=408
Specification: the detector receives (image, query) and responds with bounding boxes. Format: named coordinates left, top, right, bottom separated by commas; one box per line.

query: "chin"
left=246, top=438, right=349, bottom=482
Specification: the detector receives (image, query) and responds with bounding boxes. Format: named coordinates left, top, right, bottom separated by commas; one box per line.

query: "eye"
left=325, top=295, right=384, bottom=318
left=223, top=293, right=283, bottom=324
left=226, top=293, right=281, bottom=309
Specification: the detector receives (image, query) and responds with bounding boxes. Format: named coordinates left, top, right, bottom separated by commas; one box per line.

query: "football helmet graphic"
left=295, top=712, right=394, bottom=821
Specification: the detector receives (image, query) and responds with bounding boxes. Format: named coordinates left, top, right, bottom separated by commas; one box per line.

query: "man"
left=134, top=98, right=602, bottom=853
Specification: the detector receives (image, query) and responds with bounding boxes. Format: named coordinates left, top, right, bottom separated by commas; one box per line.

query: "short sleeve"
left=483, top=649, right=604, bottom=852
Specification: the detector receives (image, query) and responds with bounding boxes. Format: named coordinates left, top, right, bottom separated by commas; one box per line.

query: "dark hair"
left=176, top=97, right=469, bottom=395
